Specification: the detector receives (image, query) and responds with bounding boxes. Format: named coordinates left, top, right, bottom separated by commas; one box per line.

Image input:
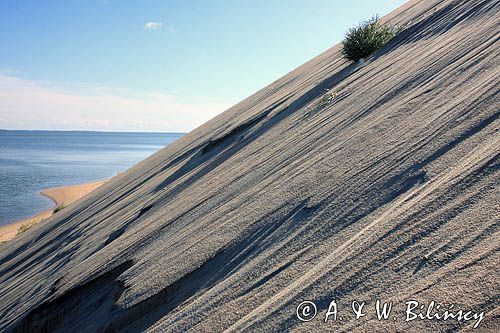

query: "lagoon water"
left=0, top=130, right=183, bottom=226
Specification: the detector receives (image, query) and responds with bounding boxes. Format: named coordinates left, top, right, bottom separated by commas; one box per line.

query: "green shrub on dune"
left=342, top=16, right=400, bottom=62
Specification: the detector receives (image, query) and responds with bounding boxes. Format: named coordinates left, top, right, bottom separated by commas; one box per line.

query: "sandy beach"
left=0, top=180, right=107, bottom=243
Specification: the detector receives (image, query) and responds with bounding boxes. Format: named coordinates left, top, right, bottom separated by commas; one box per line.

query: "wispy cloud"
left=0, top=68, right=21, bottom=76
left=143, top=22, right=163, bottom=31
left=0, top=75, right=233, bottom=132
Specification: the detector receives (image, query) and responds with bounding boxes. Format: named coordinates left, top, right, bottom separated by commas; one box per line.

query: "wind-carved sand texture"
left=0, top=180, right=107, bottom=243
left=0, top=0, right=499, bottom=332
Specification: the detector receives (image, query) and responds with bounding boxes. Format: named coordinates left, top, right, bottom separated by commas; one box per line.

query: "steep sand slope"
left=0, top=0, right=498, bottom=332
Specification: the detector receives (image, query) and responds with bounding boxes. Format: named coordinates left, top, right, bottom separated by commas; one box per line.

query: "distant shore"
left=0, top=180, right=107, bottom=243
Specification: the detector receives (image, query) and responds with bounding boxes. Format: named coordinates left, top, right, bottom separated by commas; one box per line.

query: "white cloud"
left=143, top=22, right=163, bottom=31
left=0, top=68, right=21, bottom=76
left=0, top=75, right=233, bottom=132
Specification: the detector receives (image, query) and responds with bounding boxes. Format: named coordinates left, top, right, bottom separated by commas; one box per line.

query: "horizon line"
left=0, top=128, right=186, bottom=134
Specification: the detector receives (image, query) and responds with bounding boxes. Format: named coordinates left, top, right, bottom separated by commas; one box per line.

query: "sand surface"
left=0, top=0, right=498, bottom=332
left=40, top=180, right=108, bottom=208
left=0, top=180, right=107, bottom=243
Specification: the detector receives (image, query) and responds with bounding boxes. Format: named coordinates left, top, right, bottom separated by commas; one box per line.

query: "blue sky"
left=0, top=0, right=406, bottom=131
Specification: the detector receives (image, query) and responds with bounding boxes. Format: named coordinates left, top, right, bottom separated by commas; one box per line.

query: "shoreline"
left=0, top=179, right=108, bottom=243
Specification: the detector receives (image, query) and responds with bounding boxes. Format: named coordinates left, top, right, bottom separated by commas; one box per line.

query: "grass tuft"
left=17, top=224, right=32, bottom=235
left=53, top=205, right=66, bottom=214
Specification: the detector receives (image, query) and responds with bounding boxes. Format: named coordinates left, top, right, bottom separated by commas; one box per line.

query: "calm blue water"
left=0, top=130, right=183, bottom=226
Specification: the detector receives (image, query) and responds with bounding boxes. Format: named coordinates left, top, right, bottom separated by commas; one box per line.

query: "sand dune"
left=0, top=0, right=498, bottom=332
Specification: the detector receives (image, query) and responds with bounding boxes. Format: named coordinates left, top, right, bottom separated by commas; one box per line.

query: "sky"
left=0, top=0, right=406, bottom=132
